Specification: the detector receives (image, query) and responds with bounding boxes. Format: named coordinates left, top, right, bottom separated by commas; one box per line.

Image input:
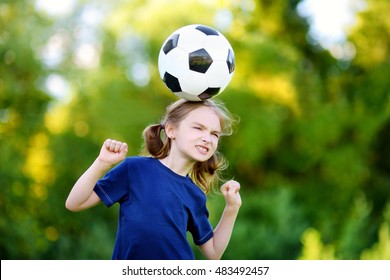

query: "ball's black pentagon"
left=163, top=72, right=181, bottom=92
left=198, top=87, right=220, bottom=100
left=163, top=33, right=180, bottom=54
left=227, top=49, right=235, bottom=74
left=196, top=25, right=219, bottom=36
left=189, top=48, right=213, bottom=73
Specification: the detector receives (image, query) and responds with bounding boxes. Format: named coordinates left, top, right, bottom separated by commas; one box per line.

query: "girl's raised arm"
left=65, top=139, right=128, bottom=212
left=199, top=180, right=241, bottom=259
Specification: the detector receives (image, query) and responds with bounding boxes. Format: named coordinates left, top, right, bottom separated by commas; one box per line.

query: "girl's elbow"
left=203, top=248, right=222, bottom=260
left=65, top=199, right=80, bottom=212
left=204, top=250, right=223, bottom=260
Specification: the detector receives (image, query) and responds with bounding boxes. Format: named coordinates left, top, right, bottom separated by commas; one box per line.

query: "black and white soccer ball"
left=158, top=24, right=235, bottom=101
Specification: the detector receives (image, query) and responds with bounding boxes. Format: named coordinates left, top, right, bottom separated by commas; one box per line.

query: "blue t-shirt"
left=93, top=156, right=213, bottom=260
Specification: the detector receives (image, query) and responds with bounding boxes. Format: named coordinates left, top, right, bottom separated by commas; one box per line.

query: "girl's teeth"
left=196, top=146, right=207, bottom=152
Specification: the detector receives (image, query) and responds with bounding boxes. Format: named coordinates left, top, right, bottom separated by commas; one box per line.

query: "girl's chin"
left=192, top=154, right=212, bottom=163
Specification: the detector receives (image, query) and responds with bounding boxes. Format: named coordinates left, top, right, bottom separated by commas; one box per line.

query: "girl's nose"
left=202, top=133, right=211, bottom=143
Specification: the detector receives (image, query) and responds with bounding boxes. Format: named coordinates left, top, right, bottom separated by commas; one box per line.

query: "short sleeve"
left=94, top=159, right=129, bottom=207
left=188, top=201, right=214, bottom=246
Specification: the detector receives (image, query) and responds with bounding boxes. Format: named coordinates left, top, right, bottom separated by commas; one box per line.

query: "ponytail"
left=142, top=124, right=170, bottom=159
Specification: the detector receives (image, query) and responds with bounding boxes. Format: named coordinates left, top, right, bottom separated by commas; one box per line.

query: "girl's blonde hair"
left=142, top=99, right=237, bottom=194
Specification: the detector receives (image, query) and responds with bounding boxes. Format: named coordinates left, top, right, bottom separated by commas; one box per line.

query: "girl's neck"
left=159, top=155, right=193, bottom=177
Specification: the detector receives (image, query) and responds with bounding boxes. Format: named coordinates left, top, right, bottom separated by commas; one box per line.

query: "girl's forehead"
left=183, top=106, right=221, bottom=129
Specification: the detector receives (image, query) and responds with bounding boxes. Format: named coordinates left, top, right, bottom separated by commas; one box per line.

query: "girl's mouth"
left=196, top=145, right=209, bottom=154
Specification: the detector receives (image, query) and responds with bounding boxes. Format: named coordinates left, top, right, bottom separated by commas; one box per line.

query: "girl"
left=65, top=99, right=241, bottom=260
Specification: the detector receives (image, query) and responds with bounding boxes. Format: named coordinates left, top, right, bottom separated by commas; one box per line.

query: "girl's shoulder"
left=118, top=156, right=157, bottom=176
left=123, top=156, right=154, bottom=166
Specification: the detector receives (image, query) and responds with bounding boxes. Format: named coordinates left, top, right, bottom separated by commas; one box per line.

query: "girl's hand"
left=98, top=139, right=128, bottom=167
left=220, top=180, right=242, bottom=209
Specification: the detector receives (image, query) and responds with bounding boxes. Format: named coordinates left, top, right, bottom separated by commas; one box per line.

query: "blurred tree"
left=347, top=0, right=390, bottom=225
left=299, top=228, right=335, bottom=260
left=0, top=0, right=52, bottom=258
left=360, top=206, right=390, bottom=260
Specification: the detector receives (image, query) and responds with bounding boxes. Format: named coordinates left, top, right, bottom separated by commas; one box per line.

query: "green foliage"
left=300, top=203, right=390, bottom=260
left=1, top=0, right=390, bottom=260
left=226, top=187, right=307, bottom=259
left=361, top=223, right=390, bottom=260
left=299, top=228, right=335, bottom=260
left=361, top=203, right=390, bottom=260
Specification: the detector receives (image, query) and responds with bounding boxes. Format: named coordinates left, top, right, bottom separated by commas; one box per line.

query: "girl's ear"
left=164, top=123, right=176, bottom=140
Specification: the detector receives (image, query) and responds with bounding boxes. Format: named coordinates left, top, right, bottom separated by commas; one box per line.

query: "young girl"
left=65, top=99, right=241, bottom=260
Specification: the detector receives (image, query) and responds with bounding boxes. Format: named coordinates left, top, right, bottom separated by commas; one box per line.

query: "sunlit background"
left=1, top=0, right=389, bottom=259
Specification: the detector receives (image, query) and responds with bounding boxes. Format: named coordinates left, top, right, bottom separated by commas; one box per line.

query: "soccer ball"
left=158, top=24, right=235, bottom=101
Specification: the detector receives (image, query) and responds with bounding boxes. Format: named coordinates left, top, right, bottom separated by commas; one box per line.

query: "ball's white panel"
left=163, top=48, right=188, bottom=77
left=204, top=36, right=231, bottom=61
left=158, top=49, right=168, bottom=78
left=206, top=61, right=234, bottom=89
left=179, top=70, right=208, bottom=95
left=177, top=28, right=207, bottom=53
left=217, top=71, right=233, bottom=93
